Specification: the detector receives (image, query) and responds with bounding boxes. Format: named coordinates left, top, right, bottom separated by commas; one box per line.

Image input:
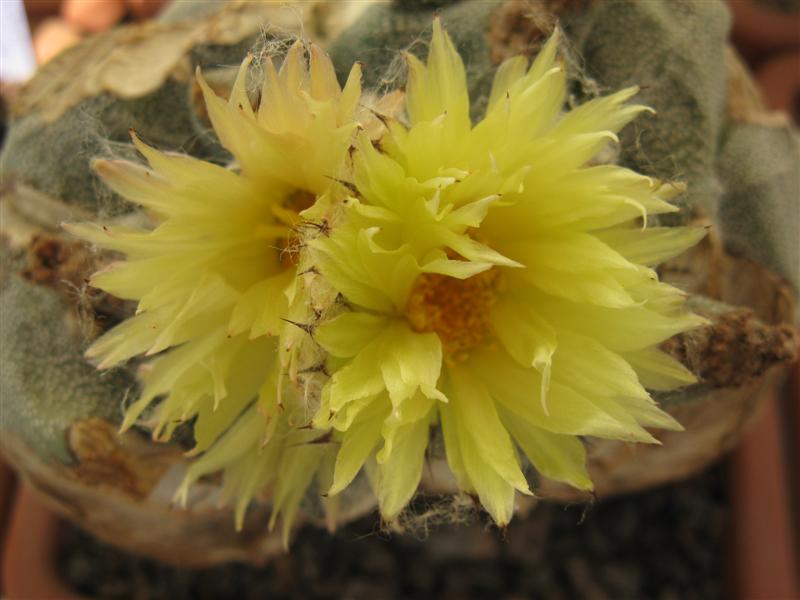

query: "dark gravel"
left=59, top=463, right=729, bottom=600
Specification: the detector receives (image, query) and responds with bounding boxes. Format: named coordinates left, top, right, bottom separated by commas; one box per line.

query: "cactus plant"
left=0, top=0, right=797, bottom=565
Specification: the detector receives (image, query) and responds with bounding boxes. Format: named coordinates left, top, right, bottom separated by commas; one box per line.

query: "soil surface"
left=59, top=463, right=728, bottom=600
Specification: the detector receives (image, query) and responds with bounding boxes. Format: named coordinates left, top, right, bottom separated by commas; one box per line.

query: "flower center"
left=405, top=268, right=501, bottom=361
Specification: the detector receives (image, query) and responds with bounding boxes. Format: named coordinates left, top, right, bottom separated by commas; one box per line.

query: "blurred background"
left=1, top=1, right=798, bottom=598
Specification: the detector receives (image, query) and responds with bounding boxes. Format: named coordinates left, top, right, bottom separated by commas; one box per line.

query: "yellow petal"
left=441, top=401, right=517, bottom=525
left=406, top=17, right=469, bottom=130
left=500, top=408, right=593, bottom=491
left=447, top=366, right=531, bottom=495
left=487, top=55, right=528, bottom=112
left=594, top=226, right=707, bottom=266
left=315, top=311, right=390, bottom=358
left=329, top=402, right=387, bottom=495
left=375, top=413, right=433, bottom=520
left=309, top=44, right=341, bottom=101
left=622, top=346, right=698, bottom=391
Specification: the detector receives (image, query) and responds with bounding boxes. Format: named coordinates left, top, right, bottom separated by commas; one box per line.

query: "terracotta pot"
left=729, top=366, right=800, bottom=600
left=0, top=460, right=17, bottom=593
left=756, top=50, right=800, bottom=121
left=728, top=0, right=800, bottom=62
left=1, top=484, right=84, bottom=600
left=792, top=362, right=800, bottom=511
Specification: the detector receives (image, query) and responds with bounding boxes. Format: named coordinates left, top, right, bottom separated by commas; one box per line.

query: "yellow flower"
left=309, top=20, right=706, bottom=525
left=65, top=41, right=363, bottom=538
left=66, top=18, right=706, bottom=539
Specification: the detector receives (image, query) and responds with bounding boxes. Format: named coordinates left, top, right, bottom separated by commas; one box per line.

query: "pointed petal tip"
left=691, top=314, right=712, bottom=327
left=267, top=512, right=278, bottom=533
left=90, top=156, right=105, bottom=168
left=184, top=445, right=202, bottom=458
left=172, top=487, right=185, bottom=508
left=493, top=513, right=512, bottom=528
left=346, top=60, right=364, bottom=84
left=326, top=481, right=345, bottom=497
left=90, top=157, right=117, bottom=177
left=280, top=526, right=293, bottom=551
left=96, top=358, right=114, bottom=370
left=664, top=418, right=686, bottom=433
left=616, top=85, right=641, bottom=102
left=638, top=429, right=662, bottom=445
left=505, top=257, right=526, bottom=269
left=234, top=509, right=246, bottom=532
left=195, top=66, right=215, bottom=97
left=378, top=507, right=402, bottom=525
left=308, top=43, right=325, bottom=59
left=538, top=24, right=562, bottom=48
left=60, top=221, right=78, bottom=236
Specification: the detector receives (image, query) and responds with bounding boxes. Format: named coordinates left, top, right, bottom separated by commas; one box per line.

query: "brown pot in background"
left=0, top=461, right=17, bottom=593
left=730, top=369, right=800, bottom=600
left=728, top=0, right=800, bottom=61
left=727, top=3, right=800, bottom=596
left=756, top=50, right=800, bottom=121
left=1, top=484, right=84, bottom=600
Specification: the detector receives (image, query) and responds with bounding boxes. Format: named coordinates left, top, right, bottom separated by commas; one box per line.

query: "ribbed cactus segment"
left=717, top=124, right=800, bottom=292
left=0, top=79, right=212, bottom=215
left=568, top=0, right=731, bottom=222
left=0, top=258, right=133, bottom=462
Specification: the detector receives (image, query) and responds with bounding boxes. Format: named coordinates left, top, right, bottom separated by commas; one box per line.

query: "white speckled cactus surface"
left=0, top=0, right=797, bottom=566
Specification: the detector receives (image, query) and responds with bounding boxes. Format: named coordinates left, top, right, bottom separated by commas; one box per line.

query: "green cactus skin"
left=0, top=251, right=134, bottom=463
left=716, top=123, right=800, bottom=292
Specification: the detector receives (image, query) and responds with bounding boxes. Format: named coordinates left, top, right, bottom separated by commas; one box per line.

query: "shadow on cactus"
left=64, top=18, right=707, bottom=545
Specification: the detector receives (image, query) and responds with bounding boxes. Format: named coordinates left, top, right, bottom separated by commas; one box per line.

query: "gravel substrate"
left=59, top=463, right=728, bottom=599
